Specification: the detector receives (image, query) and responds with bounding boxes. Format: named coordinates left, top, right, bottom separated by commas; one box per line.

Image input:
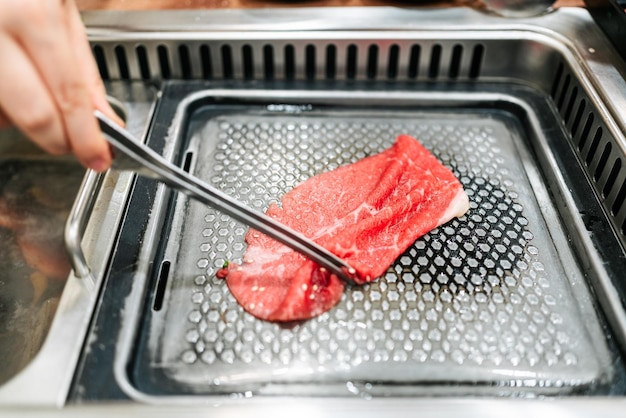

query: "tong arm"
left=95, top=110, right=358, bottom=283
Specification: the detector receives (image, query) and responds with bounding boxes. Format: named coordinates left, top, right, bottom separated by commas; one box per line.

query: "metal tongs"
left=95, top=110, right=357, bottom=283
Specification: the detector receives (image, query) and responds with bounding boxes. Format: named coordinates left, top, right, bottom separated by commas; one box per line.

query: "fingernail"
left=107, top=107, right=126, bottom=127
left=102, top=101, right=126, bottom=127
left=87, top=157, right=109, bottom=172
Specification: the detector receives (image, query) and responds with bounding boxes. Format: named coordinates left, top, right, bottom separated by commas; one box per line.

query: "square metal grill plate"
left=134, top=95, right=611, bottom=396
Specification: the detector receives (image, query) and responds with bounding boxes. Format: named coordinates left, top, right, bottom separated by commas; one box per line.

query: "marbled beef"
left=220, top=134, right=470, bottom=322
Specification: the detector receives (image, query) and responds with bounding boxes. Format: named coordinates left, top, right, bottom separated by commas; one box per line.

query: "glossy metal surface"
left=2, top=6, right=626, bottom=416
left=0, top=82, right=157, bottom=406
left=0, top=146, right=84, bottom=387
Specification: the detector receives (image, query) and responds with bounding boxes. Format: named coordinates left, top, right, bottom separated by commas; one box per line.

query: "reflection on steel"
left=2, top=7, right=626, bottom=416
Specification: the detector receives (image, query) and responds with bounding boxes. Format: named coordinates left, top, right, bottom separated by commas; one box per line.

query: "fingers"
left=0, top=34, right=68, bottom=155
left=1, top=0, right=111, bottom=171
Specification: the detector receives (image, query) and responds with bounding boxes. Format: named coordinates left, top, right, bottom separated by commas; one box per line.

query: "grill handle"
left=65, top=169, right=106, bottom=285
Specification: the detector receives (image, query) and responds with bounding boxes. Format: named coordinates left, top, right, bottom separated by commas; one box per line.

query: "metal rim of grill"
left=71, top=8, right=626, bottom=404
left=8, top=7, right=625, bottom=410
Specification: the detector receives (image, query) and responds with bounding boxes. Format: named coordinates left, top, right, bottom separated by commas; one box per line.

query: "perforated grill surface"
left=151, top=111, right=608, bottom=394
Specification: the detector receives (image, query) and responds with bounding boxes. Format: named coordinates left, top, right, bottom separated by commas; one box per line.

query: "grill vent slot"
left=346, top=44, right=358, bottom=79
left=325, top=45, right=337, bottom=79
left=114, top=45, right=130, bottom=80
left=221, top=45, right=234, bottom=80
left=408, top=44, right=421, bottom=79
left=367, top=44, right=378, bottom=79
left=551, top=62, right=626, bottom=240
left=93, top=44, right=109, bottom=80
left=284, top=45, right=296, bottom=80
left=179, top=44, right=192, bottom=79
left=449, top=44, right=463, bottom=79
left=387, top=44, right=400, bottom=79
left=92, top=40, right=486, bottom=83
left=429, top=44, right=442, bottom=79
left=306, top=45, right=316, bottom=80
left=200, top=45, right=213, bottom=79
left=595, top=142, right=612, bottom=181
left=136, top=45, right=151, bottom=79
left=469, top=44, right=484, bottom=79
left=157, top=45, right=171, bottom=79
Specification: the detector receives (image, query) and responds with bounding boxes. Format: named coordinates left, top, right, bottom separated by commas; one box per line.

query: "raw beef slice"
left=219, top=134, right=470, bottom=322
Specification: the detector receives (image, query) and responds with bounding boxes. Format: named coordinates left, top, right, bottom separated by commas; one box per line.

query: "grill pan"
left=114, top=81, right=614, bottom=397
left=68, top=7, right=626, bottom=404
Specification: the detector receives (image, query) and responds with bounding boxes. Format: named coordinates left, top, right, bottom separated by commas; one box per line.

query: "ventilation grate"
left=551, top=61, right=626, bottom=236
left=91, top=37, right=626, bottom=238
left=91, top=40, right=486, bottom=83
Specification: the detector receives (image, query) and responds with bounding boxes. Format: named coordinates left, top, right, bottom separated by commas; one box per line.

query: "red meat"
left=221, top=134, right=470, bottom=322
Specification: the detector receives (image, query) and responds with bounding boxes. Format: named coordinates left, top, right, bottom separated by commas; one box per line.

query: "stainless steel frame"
left=2, top=5, right=626, bottom=416
left=0, top=82, right=157, bottom=406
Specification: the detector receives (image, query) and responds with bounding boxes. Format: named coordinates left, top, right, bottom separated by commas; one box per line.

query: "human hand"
left=0, top=0, right=123, bottom=171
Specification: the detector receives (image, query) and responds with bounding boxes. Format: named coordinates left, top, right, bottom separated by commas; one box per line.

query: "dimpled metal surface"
left=152, top=111, right=608, bottom=394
